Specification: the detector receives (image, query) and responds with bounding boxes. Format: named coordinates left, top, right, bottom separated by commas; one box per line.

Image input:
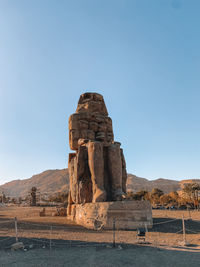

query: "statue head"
left=76, top=92, right=108, bottom=116
left=69, top=92, right=113, bottom=150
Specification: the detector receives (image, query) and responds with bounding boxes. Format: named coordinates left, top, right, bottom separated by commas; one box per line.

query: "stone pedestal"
left=68, top=200, right=152, bottom=230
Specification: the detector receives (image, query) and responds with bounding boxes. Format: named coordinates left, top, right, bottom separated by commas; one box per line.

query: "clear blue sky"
left=0, top=0, right=200, bottom=185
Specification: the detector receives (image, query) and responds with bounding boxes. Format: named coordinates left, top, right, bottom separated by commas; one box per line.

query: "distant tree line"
left=2, top=182, right=200, bottom=209
left=48, top=192, right=68, bottom=204
left=127, top=182, right=200, bottom=209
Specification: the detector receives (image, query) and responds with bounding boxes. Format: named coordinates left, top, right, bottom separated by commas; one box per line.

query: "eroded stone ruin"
left=67, top=92, right=152, bottom=229
left=68, top=92, right=127, bottom=207
left=30, top=186, right=37, bottom=206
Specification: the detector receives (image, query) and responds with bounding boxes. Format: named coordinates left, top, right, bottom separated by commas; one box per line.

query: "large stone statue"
left=67, top=92, right=152, bottom=230
left=68, top=92, right=127, bottom=208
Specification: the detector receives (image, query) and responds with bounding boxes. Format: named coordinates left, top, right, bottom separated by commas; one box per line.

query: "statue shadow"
left=0, top=236, right=200, bottom=267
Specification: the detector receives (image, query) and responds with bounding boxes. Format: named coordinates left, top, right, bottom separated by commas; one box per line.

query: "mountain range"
left=0, top=169, right=199, bottom=198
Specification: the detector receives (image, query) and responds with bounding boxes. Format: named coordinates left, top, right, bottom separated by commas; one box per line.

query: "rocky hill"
left=0, top=169, right=199, bottom=198
left=126, top=175, right=180, bottom=193
left=0, top=169, right=69, bottom=198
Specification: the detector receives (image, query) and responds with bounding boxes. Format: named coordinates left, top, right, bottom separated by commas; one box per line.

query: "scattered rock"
left=11, top=242, right=24, bottom=251
left=53, top=208, right=67, bottom=216
left=39, top=208, right=46, bottom=217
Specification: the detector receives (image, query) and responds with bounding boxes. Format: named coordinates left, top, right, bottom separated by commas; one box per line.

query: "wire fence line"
left=185, top=228, right=200, bottom=234
left=0, top=236, right=14, bottom=243
left=0, top=214, right=200, bottom=251
left=0, top=217, right=180, bottom=228
left=0, top=220, right=14, bottom=224
left=152, top=218, right=179, bottom=225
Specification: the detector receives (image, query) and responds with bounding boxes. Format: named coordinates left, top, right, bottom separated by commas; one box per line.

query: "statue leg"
left=68, top=153, right=78, bottom=203
left=67, top=191, right=73, bottom=215
left=108, top=142, right=126, bottom=201
left=121, top=148, right=127, bottom=194
left=77, top=145, right=92, bottom=203
left=87, top=141, right=107, bottom=202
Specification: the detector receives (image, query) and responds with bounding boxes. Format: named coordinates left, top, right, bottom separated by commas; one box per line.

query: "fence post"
left=182, top=215, right=186, bottom=245
left=188, top=208, right=191, bottom=220
left=50, top=226, right=52, bottom=250
left=14, top=217, right=18, bottom=243
left=113, top=218, right=116, bottom=248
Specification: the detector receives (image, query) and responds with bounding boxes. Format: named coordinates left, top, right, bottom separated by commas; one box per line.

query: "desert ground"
left=0, top=205, right=200, bottom=266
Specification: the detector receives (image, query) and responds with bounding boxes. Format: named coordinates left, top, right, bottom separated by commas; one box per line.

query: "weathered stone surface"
left=53, top=208, right=67, bottom=216
left=76, top=93, right=108, bottom=116
left=68, top=92, right=126, bottom=206
left=39, top=208, right=46, bottom=217
left=30, top=187, right=37, bottom=206
left=87, top=141, right=107, bottom=202
left=68, top=93, right=114, bottom=151
left=11, top=242, right=24, bottom=251
left=67, top=92, right=152, bottom=229
left=107, top=142, right=125, bottom=201
left=69, top=201, right=152, bottom=230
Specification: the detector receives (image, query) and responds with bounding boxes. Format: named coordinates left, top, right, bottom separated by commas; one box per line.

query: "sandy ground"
left=0, top=206, right=200, bottom=266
